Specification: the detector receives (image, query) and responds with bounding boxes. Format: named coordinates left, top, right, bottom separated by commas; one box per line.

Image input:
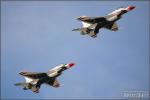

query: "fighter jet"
left=72, top=6, right=135, bottom=38
left=14, top=63, right=75, bottom=93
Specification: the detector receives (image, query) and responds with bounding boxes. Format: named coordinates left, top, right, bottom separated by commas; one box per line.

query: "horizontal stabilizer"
left=14, top=82, right=27, bottom=87
left=72, top=28, right=82, bottom=31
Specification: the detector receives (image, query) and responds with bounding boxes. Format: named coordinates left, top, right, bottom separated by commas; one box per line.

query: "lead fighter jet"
left=15, top=63, right=75, bottom=93
left=72, top=6, right=135, bottom=38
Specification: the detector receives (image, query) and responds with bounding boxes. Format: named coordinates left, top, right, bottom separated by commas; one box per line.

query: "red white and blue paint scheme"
left=72, top=6, right=135, bottom=38
left=15, top=63, right=75, bottom=93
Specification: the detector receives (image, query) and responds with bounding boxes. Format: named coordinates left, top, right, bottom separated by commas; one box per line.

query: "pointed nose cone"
left=127, top=6, right=135, bottom=11
left=67, top=63, right=75, bottom=68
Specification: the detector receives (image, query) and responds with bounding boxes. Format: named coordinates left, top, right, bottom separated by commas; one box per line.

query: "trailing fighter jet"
left=72, top=6, right=135, bottom=38
left=14, top=63, right=75, bottom=93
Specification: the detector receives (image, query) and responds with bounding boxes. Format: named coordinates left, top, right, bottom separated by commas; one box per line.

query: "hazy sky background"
left=1, top=1, right=149, bottom=99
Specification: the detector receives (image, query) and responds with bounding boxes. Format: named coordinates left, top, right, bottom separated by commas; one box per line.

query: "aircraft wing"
left=82, top=17, right=106, bottom=24
left=19, top=72, right=47, bottom=79
left=81, top=22, right=93, bottom=28
left=24, top=77, right=38, bottom=84
left=14, top=82, right=27, bottom=87
left=104, top=22, right=118, bottom=31
left=81, top=17, right=106, bottom=27
left=45, top=78, right=60, bottom=88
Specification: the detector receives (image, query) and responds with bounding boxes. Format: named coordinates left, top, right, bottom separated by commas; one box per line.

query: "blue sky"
left=1, top=1, right=149, bottom=99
